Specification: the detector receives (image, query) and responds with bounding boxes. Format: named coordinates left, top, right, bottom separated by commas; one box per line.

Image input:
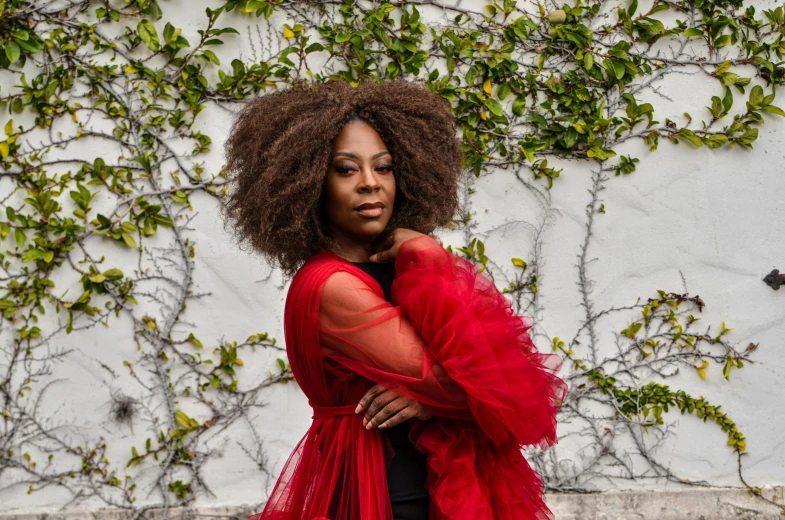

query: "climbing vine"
left=1, top=0, right=783, bottom=515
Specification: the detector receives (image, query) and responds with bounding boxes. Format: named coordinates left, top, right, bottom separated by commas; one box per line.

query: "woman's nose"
left=357, top=167, right=381, bottom=191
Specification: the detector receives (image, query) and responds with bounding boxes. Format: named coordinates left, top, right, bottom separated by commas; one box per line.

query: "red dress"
left=249, top=235, right=567, bottom=520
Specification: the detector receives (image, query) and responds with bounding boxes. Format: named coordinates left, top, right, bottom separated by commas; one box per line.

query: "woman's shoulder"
left=288, top=253, right=381, bottom=308
left=287, top=252, right=332, bottom=290
left=288, top=251, right=364, bottom=294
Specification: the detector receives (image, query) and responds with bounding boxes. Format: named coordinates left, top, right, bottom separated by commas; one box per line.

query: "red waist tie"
left=310, top=402, right=358, bottom=420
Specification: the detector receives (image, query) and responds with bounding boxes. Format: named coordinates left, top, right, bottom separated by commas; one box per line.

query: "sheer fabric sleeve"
left=318, top=270, right=474, bottom=420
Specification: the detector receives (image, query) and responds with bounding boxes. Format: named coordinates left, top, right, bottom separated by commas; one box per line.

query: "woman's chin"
left=353, top=222, right=388, bottom=241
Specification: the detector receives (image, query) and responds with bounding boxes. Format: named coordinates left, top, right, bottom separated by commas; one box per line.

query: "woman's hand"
left=355, top=384, right=433, bottom=430
left=369, top=228, right=442, bottom=263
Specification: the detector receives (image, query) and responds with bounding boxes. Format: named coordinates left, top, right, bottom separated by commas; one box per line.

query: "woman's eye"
left=334, top=164, right=393, bottom=175
left=335, top=165, right=355, bottom=175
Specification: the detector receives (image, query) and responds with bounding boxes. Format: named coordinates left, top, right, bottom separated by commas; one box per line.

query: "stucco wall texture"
left=1, top=0, right=783, bottom=516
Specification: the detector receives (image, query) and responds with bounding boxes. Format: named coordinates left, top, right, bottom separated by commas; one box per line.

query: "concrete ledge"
left=2, top=488, right=783, bottom=520
left=548, top=487, right=784, bottom=519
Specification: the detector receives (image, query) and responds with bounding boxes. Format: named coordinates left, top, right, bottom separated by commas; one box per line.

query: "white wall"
left=1, top=0, right=783, bottom=514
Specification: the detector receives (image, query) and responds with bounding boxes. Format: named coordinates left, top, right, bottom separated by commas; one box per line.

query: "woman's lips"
left=355, top=207, right=384, bottom=218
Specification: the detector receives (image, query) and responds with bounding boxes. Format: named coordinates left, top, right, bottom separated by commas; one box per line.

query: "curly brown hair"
left=221, top=79, right=464, bottom=277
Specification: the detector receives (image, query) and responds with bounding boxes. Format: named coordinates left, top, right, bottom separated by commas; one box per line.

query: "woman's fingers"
left=355, top=384, right=385, bottom=414
left=357, top=379, right=431, bottom=430
left=377, top=404, right=417, bottom=429
left=372, top=244, right=398, bottom=263
left=365, top=396, right=408, bottom=430
left=369, top=233, right=395, bottom=262
left=369, top=247, right=389, bottom=263
left=363, top=391, right=399, bottom=426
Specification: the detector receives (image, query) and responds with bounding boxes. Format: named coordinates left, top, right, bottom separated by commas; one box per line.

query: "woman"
left=223, top=79, right=566, bottom=520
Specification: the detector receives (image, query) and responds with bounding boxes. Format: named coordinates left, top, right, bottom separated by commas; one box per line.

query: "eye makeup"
left=334, top=163, right=394, bottom=175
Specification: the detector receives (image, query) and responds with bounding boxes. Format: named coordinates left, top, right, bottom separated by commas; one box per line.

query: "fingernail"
left=363, top=418, right=368, bottom=427
left=378, top=423, right=387, bottom=429
left=365, top=422, right=373, bottom=430
left=355, top=404, right=362, bottom=414
left=368, top=255, right=376, bottom=262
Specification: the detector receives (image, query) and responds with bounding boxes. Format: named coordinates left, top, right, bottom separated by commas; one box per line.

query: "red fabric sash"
left=310, top=402, right=357, bottom=419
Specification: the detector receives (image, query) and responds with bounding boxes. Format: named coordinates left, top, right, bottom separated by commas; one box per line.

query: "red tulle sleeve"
left=389, top=235, right=566, bottom=448
left=319, top=269, right=474, bottom=420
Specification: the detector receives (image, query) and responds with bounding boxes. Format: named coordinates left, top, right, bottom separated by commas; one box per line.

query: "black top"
left=351, top=261, right=430, bottom=504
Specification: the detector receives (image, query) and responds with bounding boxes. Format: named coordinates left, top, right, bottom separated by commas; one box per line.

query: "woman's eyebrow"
left=333, top=151, right=391, bottom=160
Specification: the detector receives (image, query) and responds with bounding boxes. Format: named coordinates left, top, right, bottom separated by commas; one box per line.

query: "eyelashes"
left=335, top=164, right=394, bottom=175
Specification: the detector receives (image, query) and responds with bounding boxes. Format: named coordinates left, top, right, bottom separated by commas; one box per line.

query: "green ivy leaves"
left=749, top=85, right=785, bottom=116
left=138, top=19, right=161, bottom=52
left=0, top=7, right=44, bottom=69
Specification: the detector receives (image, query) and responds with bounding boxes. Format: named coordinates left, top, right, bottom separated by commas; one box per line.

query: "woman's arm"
left=320, top=234, right=565, bottom=448
left=319, top=269, right=474, bottom=421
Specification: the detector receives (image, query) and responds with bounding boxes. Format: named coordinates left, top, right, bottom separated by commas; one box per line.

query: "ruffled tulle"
left=392, top=236, right=565, bottom=448
left=391, top=236, right=565, bottom=519
left=408, top=420, right=553, bottom=520
left=249, top=235, right=565, bottom=520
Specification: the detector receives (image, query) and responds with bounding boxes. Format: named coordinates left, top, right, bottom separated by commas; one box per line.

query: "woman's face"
left=323, top=120, right=396, bottom=259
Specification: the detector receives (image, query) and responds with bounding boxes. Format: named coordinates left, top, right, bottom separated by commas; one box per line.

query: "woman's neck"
left=327, top=231, right=378, bottom=262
